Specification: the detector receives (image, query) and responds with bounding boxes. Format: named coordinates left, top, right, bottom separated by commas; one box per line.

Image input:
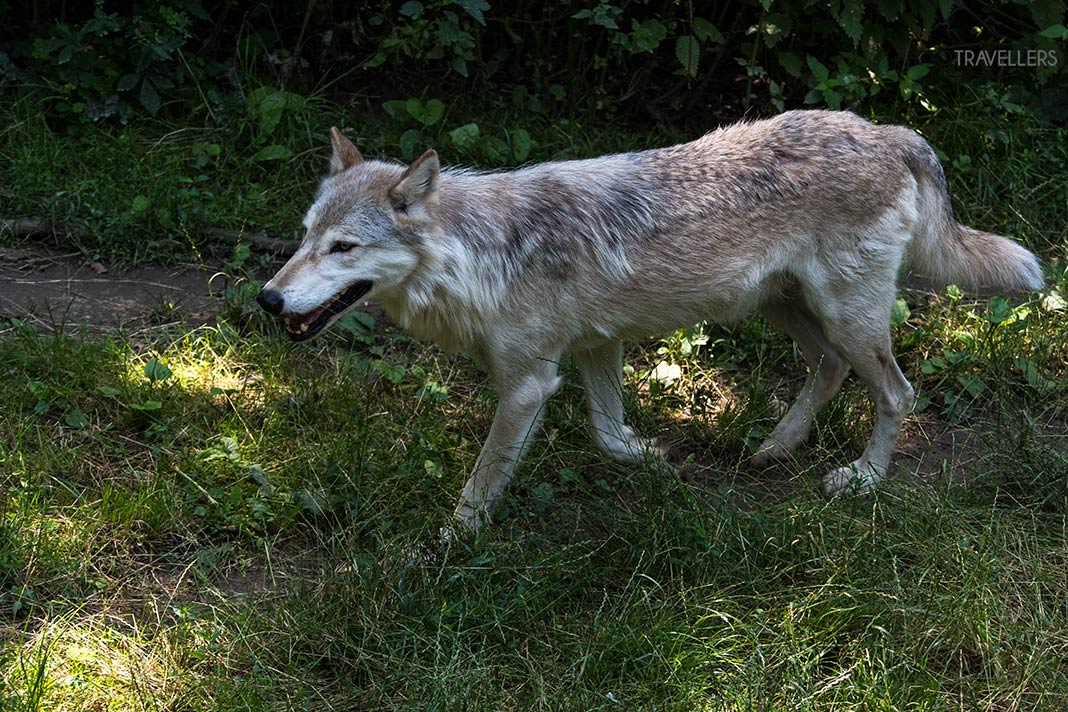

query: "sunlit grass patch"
left=2, top=611, right=207, bottom=712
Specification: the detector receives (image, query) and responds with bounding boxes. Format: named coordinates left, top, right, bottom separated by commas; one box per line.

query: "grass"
left=2, top=83, right=1068, bottom=708
left=1, top=289, right=1066, bottom=709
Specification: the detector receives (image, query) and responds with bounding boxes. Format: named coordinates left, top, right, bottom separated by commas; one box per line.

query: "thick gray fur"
left=261, top=110, right=1044, bottom=531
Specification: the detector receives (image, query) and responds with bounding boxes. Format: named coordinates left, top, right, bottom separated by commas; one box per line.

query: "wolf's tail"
left=896, top=127, right=1044, bottom=294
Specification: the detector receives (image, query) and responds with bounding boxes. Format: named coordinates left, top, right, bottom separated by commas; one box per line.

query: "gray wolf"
left=257, top=111, right=1043, bottom=532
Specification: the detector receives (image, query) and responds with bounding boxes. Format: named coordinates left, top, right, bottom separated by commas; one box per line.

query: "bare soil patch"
left=0, top=244, right=239, bottom=333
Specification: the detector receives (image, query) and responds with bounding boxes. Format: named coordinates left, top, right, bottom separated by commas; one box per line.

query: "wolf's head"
left=257, top=128, right=440, bottom=341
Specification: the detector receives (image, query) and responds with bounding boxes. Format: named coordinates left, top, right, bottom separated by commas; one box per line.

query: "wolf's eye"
left=329, top=242, right=357, bottom=254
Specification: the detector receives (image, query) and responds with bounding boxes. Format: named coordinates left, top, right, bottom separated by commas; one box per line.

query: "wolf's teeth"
left=300, top=324, right=309, bottom=333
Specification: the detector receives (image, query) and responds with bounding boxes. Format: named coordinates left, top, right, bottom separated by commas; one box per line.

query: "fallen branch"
left=1, top=218, right=88, bottom=239
left=206, top=228, right=299, bottom=255
left=1, top=218, right=299, bottom=255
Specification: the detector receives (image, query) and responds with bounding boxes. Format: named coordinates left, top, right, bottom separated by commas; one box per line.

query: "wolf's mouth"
left=283, top=281, right=373, bottom=342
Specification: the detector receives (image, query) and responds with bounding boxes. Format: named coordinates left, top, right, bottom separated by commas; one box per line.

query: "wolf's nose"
left=256, top=289, right=285, bottom=315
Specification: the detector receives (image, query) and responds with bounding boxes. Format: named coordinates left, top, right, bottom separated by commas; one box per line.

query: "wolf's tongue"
left=299, top=305, right=327, bottom=327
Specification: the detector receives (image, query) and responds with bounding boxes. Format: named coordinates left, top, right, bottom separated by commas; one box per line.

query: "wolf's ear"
left=329, top=127, right=363, bottom=174
left=389, top=149, right=440, bottom=214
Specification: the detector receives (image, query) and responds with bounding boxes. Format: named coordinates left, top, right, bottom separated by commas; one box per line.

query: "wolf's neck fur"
left=380, top=160, right=663, bottom=353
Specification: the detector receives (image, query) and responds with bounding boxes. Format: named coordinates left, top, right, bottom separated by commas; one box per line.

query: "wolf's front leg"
left=576, top=341, right=662, bottom=463
left=453, top=361, right=562, bottom=531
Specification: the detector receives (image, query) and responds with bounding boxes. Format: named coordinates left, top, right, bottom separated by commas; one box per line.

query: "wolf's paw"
left=822, top=461, right=881, bottom=497
left=599, top=431, right=667, bottom=465
left=749, top=437, right=794, bottom=468
left=447, top=506, right=483, bottom=540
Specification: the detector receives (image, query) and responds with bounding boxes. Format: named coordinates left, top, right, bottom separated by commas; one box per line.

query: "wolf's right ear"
left=389, top=149, right=440, bottom=215
left=329, top=127, right=363, bottom=174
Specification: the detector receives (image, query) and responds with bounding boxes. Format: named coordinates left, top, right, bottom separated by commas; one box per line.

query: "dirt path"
left=0, top=245, right=240, bottom=333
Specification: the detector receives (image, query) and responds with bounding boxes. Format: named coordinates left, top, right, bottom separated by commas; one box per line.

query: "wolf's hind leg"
left=751, top=300, right=850, bottom=466
left=818, top=298, right=914, bottom=496
left=576, top=341, right=661, bottom=463
left=454, top=358, right=562, bottom=531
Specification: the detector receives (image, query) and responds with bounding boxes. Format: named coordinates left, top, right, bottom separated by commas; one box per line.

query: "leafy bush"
left=9, top=1, right=214, bottom=123
left=2, top=1, right=1065, bottom=131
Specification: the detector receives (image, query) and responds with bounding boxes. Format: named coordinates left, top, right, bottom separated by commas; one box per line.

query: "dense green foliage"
left=3, top=1, right=1066, bottom=125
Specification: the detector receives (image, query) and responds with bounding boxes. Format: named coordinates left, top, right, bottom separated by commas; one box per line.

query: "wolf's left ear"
left=389, top=149, right=440, bottom=214
left=329, top=127, right=363, bottom=174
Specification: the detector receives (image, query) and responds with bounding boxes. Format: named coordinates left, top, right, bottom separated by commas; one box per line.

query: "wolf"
left=257, top=110, right=1043, bottom=532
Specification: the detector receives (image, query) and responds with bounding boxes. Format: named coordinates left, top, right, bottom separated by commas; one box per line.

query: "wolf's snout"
left=256, top=288, right=285, bottom=315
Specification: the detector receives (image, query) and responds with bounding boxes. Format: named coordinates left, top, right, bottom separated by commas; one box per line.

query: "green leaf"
left=117, top=73, right=139, bottom=92
left=398, top=128, right=424, bottom=160
left=630, top=18, right=667, bottom=53
left=449, top=122, right=481, bottom=150
left=372, top=359, right=406, bottom=384
left=251, top=144, right=294, bottom=162
left=248, top=87, right=287, bottom=136
left=987, top=295, right=1013, bottom=324
left=399, top=1, right=423, bottom=18
left=143, top=358, right=173, bottom=382
left=890, top=298, right=910, bottom=326
left=139, top=78, right=161, bottom=115
left=956, top=375, right=986, bottom=399
left=1039, top=23, right=1067, bottom=39
left=1016, top=357, right=1056, bottom=394
left=454, top=0, right=489, bottom=25
left=907, top=64, right=930, bottom=80
left=131, top=195, right=151, bottom=213
left=405, top=98, right=445, bottom=126
left=129, top=400, right=162, bottom=411
left=692, top=18, right=724, bottom=44
left=65, top=408, right=89, bottom=429
left=807, top=55, right=829, bottom=81
left=920, top=357, right=945, bottom=374
left=531, top=482, right=555, bottom=502
left=415, top=380, right=449, bottom=402
left=877, top=0, right=902, bottom=20
left=838, top=0, right=864, bottom=44
left=778, top=51, right=803, bottom=77
left=481, top=135, right=507, bottom=162
left=510, top=128, right=532, bottom=162
left=675, top=35, right=700, bottom=77
left=381, top=99, right=407, bottom=118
